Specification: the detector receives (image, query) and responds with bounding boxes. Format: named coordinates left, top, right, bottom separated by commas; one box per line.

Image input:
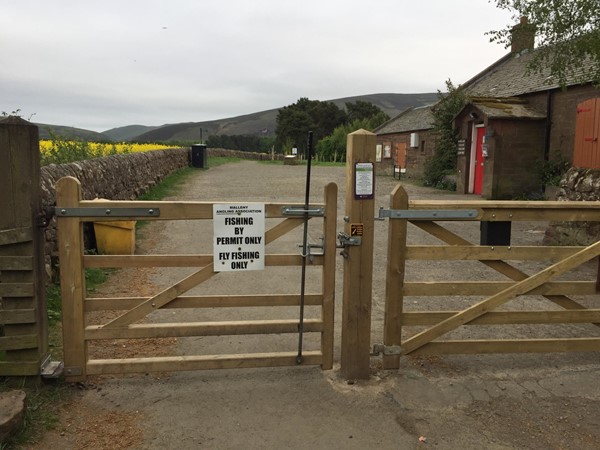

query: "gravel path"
left=35, top=161, right=600, bottom=450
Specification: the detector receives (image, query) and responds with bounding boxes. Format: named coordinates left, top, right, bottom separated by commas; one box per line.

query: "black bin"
left=191, top=144, right=207, bottom=168
left=480, top=221, right=512, bottom=246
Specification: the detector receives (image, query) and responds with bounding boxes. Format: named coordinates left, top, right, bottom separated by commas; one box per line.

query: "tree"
left=423, top=80, right=468, bottom=189
left=489, top=0, right=600, bottom=86
left=345, top=100, right=389, bottom=123
left=275, top=98, right=346, bottom=154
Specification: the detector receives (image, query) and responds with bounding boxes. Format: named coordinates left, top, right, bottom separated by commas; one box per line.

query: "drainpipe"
left=542, top=91, right=553, bottom=194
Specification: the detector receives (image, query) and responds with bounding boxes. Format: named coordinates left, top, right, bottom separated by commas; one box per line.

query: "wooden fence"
left=55, top=176, right=337, bottom=382
left=382, top=185, right=600, bottom=369
left=0, top=117, right=48, bottom=377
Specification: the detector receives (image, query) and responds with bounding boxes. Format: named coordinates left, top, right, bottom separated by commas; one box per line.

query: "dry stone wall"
left=544, top=167, right=600, bottom=245
left=40, top=147, right=277, bottom=274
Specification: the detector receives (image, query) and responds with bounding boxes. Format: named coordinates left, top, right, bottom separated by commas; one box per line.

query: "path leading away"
left=35, top=161, right=600, bottom=450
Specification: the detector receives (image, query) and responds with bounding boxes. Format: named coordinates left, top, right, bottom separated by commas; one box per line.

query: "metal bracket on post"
left=55, top=207, right=160, bottom=218
left=40, top=355, right=64, bottom=379
left=370, top=343, right=402, bottom=357
left=281, top=206, right=325, bottom=217
left=377, top=207, right=478, bottom=221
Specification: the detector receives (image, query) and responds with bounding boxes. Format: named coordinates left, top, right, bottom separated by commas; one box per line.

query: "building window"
left=420, top=140, right=425, bottom=152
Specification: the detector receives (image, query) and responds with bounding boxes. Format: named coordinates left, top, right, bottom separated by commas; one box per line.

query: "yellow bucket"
left=93, top=221, right=136, bottom=255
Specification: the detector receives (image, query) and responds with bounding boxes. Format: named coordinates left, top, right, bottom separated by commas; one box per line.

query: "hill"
left=132, top=92, right=438, bottom=142
left=37, top=123, right=114, bottom=142
left=102, top=124, right=160, bottom=141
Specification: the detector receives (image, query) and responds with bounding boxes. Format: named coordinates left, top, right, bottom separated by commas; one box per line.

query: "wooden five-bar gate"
left=381, top=185, right=600, bottom=369
left=55, top=176, right=337, bottom=382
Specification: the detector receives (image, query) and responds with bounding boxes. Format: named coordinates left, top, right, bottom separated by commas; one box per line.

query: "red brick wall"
left=375, top=130, right=437, bottom=177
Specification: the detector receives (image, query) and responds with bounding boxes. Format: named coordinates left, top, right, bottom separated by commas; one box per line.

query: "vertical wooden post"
left=321, top=182, right=337, bottom=369
left=0, top=117, right=47, bottom=378
left=340, top=129, right=376, bottom=380
left=383, top=185, right=408, bottom=369
left=56, top=176, right=88, bottom=382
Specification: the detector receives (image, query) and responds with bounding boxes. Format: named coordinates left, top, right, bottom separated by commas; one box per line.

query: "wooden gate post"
left=56, top=176, right=87, bottom=381
left=383, top=185, right=408, bottom=369
left=340, top=129, right=376, bottom=380
left=0, top=116, right=48, bottom=378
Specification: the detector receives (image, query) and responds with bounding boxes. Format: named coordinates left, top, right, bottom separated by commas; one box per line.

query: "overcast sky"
left=1, top=1, right=516, bottom=132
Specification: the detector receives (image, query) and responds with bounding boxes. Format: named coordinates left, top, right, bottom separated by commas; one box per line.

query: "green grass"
left=206, top=156, right=243, bottom=168
left=138, top=166, right=196, bottom=201
left=0, top=377, right=72, bottom=449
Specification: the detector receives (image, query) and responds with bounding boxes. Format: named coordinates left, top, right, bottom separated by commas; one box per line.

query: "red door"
left=573, top=98, right=600, bottom=168
left=395, top=143, right=407, bottom=169
left=474, top=127, right=485, bottom=195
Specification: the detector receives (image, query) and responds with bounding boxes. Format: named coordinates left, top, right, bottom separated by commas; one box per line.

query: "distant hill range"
left=41, top=93, right=438, bottom=142
left=36, top=123, right=114, bottom=142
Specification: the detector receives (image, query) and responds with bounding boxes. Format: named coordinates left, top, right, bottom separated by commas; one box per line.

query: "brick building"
left=455, top=18, right=600, bottom=199
left=373, top=105, right=436, bottom=178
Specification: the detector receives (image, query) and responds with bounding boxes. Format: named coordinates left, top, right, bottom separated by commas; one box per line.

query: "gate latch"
left=298, top=237, right=324, bottom=263
left=337, top=232, right=361, bottom=259
left=371, top=343, right=402, bottom=356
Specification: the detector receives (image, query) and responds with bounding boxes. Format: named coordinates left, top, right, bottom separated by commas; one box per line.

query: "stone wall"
left=40, top=147, right=280, bottom=273
left=544, top=167, right=600, bottom=245
left=42, top=148, right=190, bottom=272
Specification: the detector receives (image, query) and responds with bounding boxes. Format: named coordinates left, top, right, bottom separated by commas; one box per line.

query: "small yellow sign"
left=350, top=223, right=364, bottom=237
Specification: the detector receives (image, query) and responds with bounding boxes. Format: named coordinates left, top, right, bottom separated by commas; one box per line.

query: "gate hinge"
left=377, top=207, right=478, bottom=221
left=371, top=343, right=402, bottom=356
left=55, top=207, right=160, bottom=218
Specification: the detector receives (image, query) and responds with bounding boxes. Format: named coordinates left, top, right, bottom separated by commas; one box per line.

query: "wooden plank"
left=86, top=319, right=323, bottom=340
left=85, top=294, right=324, bottom=311
left=401, top=240, right=600, bottom=354
left=103, top=262, right=217, bottom=328
left=0, top=227, right=33, bottom=246
left=413, top=221, right=600, bottom=323
left=75, top=200, right=322, bottom=221
left=409, top=338, right=600, bottom=355
left=383, top=184, right=408, bottom=369
left=403, top=281, right=596, bottom=296
left=320, top=182, right=337, bottom=370
left=402, top=200, right=600, bottom=222
left=0, top=283, right=34, bottom=297
left=0, top=309, right=36, bottom=324
left=56, top=176, right=88, bottom=381
left=0, top=256, right=33, bottom=270
left=86, top=351, right=323, bottom=375
left=264, top=218, right=304, bottom=243
left=406, top=245, right=585, bottom=261
left=0, top=334, right=38, bottom=351
left=341, top=130, right=376, bottom=380
left=0, top=361, right=40, bottom=376
left=83, top=253, right=323, bottom=268
left=401, top=310, right=600, bottom=325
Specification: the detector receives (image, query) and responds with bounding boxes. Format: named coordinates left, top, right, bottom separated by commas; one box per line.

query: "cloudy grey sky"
left=1, top=1, right=515, bottom=132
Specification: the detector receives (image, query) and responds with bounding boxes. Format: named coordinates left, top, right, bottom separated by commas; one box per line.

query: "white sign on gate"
left=213, top=203, right=265, bottom=272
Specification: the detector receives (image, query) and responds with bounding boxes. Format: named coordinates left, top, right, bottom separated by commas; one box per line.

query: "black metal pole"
left=297, top=131, right=313, bottom=364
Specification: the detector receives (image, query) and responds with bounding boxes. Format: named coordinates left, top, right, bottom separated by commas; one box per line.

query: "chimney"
left=511, top=16, right=536, bottom=54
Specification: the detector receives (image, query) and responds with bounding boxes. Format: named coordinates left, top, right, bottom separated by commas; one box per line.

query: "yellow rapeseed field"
left=39, top=140, right=172, bottom=156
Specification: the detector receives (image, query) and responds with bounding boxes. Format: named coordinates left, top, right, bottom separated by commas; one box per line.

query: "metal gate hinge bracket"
left=371, top=343, right=402, bottom=357
left=282, top=206, right=325, bottom=217
left=377, top=207, right=478, bottom=220
left=55, top=207, right=160, bottom=218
